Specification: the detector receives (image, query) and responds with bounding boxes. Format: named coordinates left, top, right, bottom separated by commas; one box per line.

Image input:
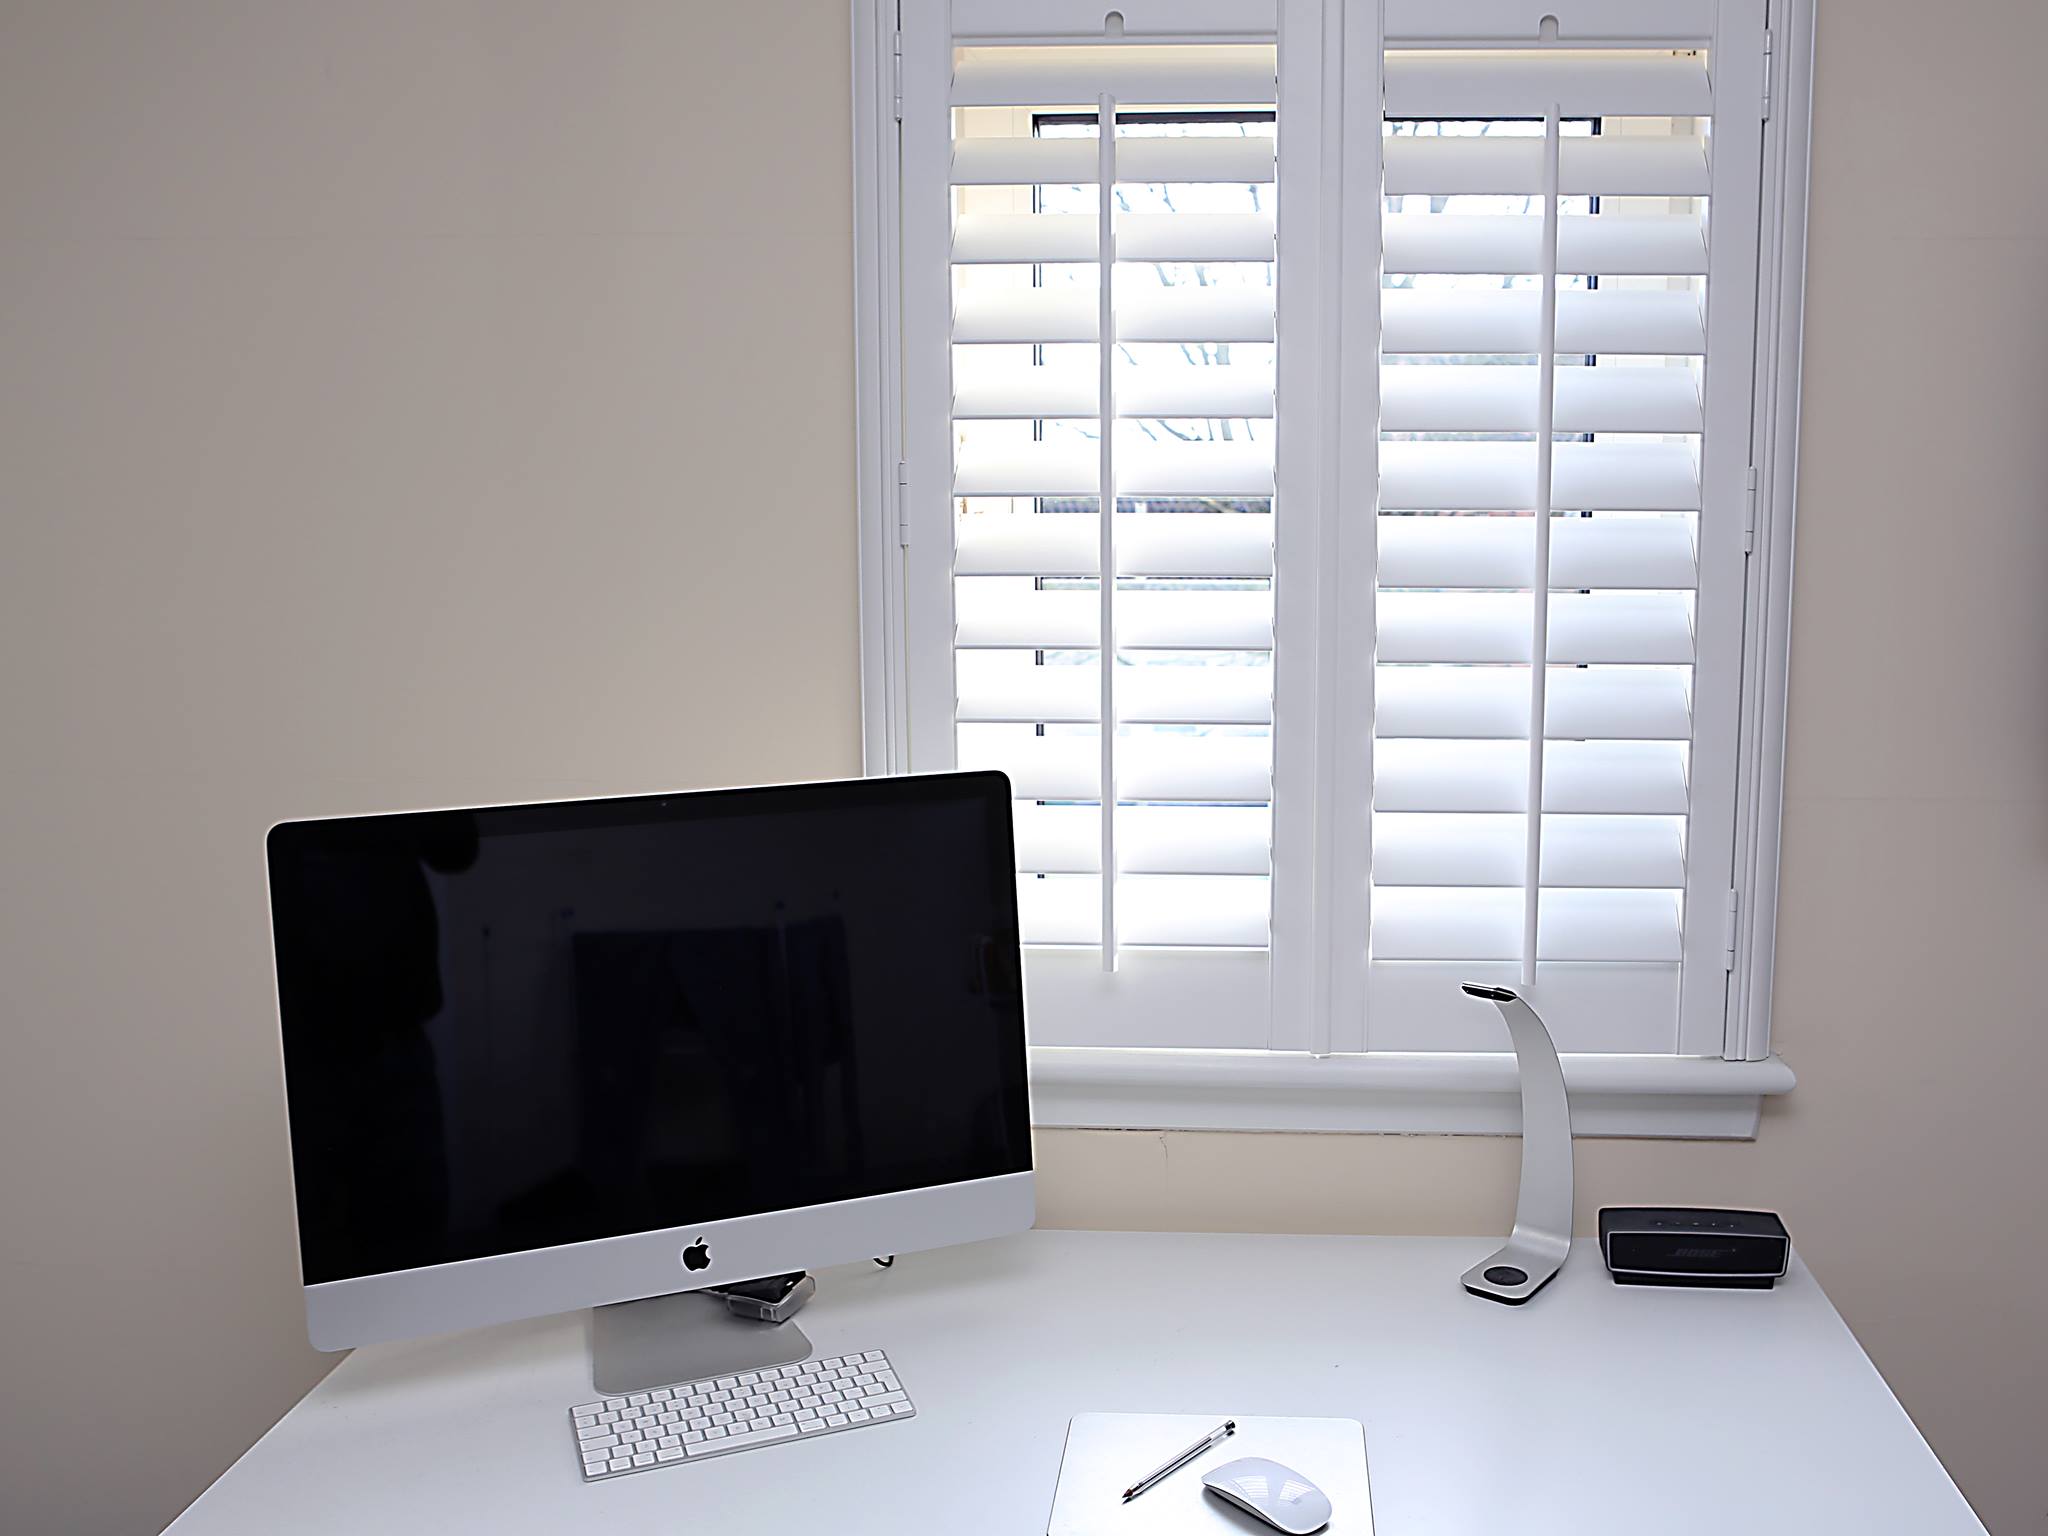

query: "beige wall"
left=0, top=4, right=864, bottom=1531
left=1, top=2, right=2044, bottom=1533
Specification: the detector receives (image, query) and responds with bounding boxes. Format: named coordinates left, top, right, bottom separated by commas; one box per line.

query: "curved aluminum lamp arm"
left=1460, top=983, right=1573, bottom=1306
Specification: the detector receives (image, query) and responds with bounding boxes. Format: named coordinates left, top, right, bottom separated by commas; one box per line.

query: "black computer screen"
left=266, top=774, right=1030, bottom=1287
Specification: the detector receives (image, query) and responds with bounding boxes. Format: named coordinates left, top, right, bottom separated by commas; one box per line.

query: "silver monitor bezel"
left=263, top=771, right=1034, bottom=1353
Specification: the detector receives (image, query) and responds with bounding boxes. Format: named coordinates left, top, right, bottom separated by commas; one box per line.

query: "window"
left=854, top=0, right=1810, bottom=1135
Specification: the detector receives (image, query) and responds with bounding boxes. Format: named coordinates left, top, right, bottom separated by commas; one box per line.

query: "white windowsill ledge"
left=1028, top=1048, right=1796, bottom=1139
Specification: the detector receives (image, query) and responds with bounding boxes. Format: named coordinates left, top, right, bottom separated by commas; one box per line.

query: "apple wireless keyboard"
left=568, top=1349, right=914, bottom=1480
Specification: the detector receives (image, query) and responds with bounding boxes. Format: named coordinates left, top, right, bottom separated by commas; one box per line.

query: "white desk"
left=167, top=1231, right=1984, bottom=1534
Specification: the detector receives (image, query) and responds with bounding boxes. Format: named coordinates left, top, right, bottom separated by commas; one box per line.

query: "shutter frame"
left=872, top=0, right=1802, bottom=1081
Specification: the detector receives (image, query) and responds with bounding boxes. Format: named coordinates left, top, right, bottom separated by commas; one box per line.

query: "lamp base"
left=1460, top=1236, right=1569, bottom=1306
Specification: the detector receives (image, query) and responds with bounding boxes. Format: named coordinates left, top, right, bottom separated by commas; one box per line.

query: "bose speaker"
left=1599, top=1208, right=1790, bottom=1290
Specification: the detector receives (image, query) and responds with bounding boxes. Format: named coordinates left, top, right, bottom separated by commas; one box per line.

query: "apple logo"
left=681, top=1238, right=711, bottom=1273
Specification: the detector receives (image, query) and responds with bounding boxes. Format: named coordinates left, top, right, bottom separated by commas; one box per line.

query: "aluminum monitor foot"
left=1459, top=983, right=1573, bottom=1306
left=591, top=1288, right=812, bottom=1395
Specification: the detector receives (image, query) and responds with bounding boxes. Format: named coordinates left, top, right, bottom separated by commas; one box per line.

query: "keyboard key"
left=609, top=1457, right=632, bottom=1473
left=861, top=1351, right=883, bottom=1362
left=632, top=1452, right=655, bottom=1467
left=826, top=1413, right=849, bottom=1427
left=657, top=1446, right=684, bottom=1462
left=867, top=1390, right=908, bottom=1408
left=848, top=1408, right=872, bottom=1423
left=689, top=1423, right=798, bottom=1457
left=580, top=1434, right=619, bottom=1452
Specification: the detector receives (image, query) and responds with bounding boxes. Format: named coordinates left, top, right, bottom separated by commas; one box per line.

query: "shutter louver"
left=946, top=42, right=1280, bottom=956
left=1371, top=40, right=1727, bottom=1048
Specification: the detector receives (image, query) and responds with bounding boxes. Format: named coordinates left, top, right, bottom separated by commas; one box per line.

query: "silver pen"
left=1121, top=1419, right=1236, bottom=1503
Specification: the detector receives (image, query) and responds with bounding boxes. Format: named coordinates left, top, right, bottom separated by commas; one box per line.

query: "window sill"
left=1028, top=1047, right=1796, bottom=1140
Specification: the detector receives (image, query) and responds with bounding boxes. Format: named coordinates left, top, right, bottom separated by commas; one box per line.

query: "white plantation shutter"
left=947, top=64, right=1280, bottom=955
left=900, top=3, right=1297, bottom=1049
left=1370, top=3, right=1767, bottom=1053
left=886, top=0, right=1788, bottom=1072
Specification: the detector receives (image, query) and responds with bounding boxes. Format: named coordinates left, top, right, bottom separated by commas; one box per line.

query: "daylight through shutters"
left=1371, top=36, right=1741, bottom=1050
left=895, top=1, right=1776, bottom=1058
left=947, top=43, right=1281, bottom=963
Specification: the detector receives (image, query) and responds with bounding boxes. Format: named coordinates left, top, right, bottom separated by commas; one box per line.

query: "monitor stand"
left=590, top=1289, right=813, bottom=1396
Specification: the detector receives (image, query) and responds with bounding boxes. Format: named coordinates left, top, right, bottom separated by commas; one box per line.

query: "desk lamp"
left=1459, top=984, right=1573, bottom=1305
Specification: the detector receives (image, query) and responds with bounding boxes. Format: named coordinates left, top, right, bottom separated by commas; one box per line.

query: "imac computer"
left=265, top=771, right=1034, bottom=1390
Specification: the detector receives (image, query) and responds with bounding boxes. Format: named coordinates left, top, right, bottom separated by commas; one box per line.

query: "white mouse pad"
left=1047, top=1413, right=1372, bottom=1536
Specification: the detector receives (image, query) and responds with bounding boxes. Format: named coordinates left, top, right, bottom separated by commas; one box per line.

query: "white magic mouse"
left=1200, top=1456, right=1333, bottom=1534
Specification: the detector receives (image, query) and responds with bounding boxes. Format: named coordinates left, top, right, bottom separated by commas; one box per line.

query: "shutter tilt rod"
left=1522, top=103, right=1562, bottom=990
left=1096, top=92, right=1118, bottom=970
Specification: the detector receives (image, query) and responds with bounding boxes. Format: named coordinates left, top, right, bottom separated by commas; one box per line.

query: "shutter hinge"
left=1743, top=465, right=1758, bottom=554
left=1761, top=29, right=1773, bottom=119
left=895, top=460, right=911, bottom=547
left=1722, top=889, right=1741, bottom=971
left=891, top=31, right=903, bottom=121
